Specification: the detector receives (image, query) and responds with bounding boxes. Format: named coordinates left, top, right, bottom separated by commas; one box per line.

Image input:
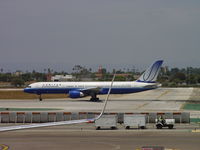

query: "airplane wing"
left=80, top=87, right=101, bottom=94
left=0, top=74, right=116, bottom=132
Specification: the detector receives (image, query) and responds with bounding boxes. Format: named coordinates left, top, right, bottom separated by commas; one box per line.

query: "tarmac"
left=0, top=88, right=199, bottom=117
left=0, top=88, right=195, bottom=112
left=0, top=124, right=200, bottom=150
left=0, top=87, right=200, bottom=150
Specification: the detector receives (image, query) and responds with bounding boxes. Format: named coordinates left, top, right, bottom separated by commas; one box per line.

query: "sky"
left=0, top=0, right=200, bottom=72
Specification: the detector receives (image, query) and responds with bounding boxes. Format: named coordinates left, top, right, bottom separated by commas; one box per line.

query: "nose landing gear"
left=90, top=93, right=100, bottom=102
left=39, top=94, right=42, bottom=101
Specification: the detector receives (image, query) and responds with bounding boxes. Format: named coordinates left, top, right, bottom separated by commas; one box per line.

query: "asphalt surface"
left=0, top=88, right=200, bottom=150
left=0, top=88, right=199, bottom=118
left=0, top=124, right=200, bottom=150
left=0, top=88, right=195, bottom=112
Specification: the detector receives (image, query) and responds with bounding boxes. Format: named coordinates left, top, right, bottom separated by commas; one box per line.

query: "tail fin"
left=136, top=60, right=163, bottom=83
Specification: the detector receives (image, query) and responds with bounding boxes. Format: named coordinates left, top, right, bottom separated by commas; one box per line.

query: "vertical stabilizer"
left=137, top=60, right=163, bottom=83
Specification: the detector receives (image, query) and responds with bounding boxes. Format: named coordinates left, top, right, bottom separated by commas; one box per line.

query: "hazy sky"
left=0, top=0, right=200, bottom=72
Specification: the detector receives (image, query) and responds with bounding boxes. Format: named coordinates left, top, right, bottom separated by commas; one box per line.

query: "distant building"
left=133, top=74, right=140, bottom=80
left=95, top=65, right=103, bottom=78
left=51, top=75, right=74, bottom=81
left=161, top=66, right=169, bottom=73
left=14, top=71, right=23, bottom=76
left=46, top=73, right=52, bottom=81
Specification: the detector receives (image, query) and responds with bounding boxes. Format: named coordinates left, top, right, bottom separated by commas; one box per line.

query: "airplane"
left=24, top=60, right=163, bottom=101
left=0, top=60, right=163, bottom=132
left=0, top=74, right=116, bottom=132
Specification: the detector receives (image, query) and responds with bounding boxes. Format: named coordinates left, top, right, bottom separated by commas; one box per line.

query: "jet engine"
left=69, top=90, right=84, bottom=98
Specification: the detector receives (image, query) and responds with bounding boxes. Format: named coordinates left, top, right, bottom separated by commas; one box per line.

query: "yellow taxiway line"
left=0, top=144, right=9, bottom=150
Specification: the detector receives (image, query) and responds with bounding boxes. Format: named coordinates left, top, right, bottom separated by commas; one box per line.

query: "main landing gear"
left=90, top=93, right=100, bottom=102
left=39, top=94, right=43, bottom=101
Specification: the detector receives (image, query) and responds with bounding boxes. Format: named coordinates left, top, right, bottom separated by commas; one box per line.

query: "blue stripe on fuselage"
left=24, top=87, right=155, bottom=95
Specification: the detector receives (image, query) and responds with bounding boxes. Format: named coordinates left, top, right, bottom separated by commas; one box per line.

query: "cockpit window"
left=27, top=86, right=31, bottom=88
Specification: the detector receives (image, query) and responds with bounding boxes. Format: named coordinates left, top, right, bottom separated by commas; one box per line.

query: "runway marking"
left=136, top=102, right=149, bottom=110
left=165, top=149, right=180, bottom=150
left=156, top=90, right=170, bottom=99
left=93, top=141, right=120, bottom=150
left=0, top=144, right=9, bottom=150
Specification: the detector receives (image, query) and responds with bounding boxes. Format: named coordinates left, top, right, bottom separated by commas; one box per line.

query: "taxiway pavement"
left=0, top=88, right=200, bottom=150
left=0, top=124, right=200, bottom=150
left=0, top=88, right=196, bottom=113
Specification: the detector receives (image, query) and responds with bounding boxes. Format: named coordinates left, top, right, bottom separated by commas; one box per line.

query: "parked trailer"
left=124, top=114, right=146, bottom=129
left=95, top=115, right=117, bottom=130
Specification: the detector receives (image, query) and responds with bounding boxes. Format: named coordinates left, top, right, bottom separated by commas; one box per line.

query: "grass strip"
left=0, top=108, right=62, bottom=111
left=183, top=103, right=200, bottom=111
left=190, top=118, right=200, bottom=123
left=0, top=90, right=67, bottom=99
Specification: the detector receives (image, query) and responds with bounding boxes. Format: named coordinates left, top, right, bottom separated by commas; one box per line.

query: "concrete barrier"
left=71, top=112, right=79, bottom=120
left=165, top=112, right=173, bottom=119
left=48, top=112, right=56, bottom=122
left=181, top=112, right=190, bottom=123
left=25, top=112, right=32, bottom=123
left=56, top=112, right=64, bottom=122
left=16, top=112, right=25, bottom=123
left=9, top=112, right=16, bottom=123
left=87, top=112, right=95, bottom=119
left=118, top=113, right=124, bottom=124
left=141, top=112, right=149, bottom=123
left=79, top=112, right=87, bottom=119
left=1, top=112, right=9, bottom=123
left=63, top=112, right=71, bottom=121
left=32, top=112, right=41, bottom=123
left=0, top=111, right=190, bottom=124
left=40, top=112, right=48, bottom=123
left=173, top=112, right=182, bottom=123
left=149, top=113, right=157, bottom=123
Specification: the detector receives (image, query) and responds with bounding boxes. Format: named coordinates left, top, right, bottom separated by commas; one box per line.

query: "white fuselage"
left=24, top=81, right=158, bottom=95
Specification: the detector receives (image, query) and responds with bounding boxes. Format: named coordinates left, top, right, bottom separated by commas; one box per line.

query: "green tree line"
left=0, top=66, right=200, bottom=87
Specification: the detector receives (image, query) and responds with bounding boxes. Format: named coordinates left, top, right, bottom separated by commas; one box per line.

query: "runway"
left=1, top=88, right=199, bottom=118
left=0, top=88, right=196, bottom=113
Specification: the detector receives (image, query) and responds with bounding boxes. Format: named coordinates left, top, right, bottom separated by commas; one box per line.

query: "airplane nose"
left=24, top=88, right=30, bottom=93
left=24, top=88, right=27, bottom=93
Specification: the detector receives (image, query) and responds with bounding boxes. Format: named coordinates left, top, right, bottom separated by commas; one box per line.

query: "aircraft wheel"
left=39, top=95, right=43, bottom=101
left=140, top=126, right=145, bottom=129
left=111, top=126, right=116, bottom=130
left=90, top=97, right=100, bottom=102
left=168, top=125, right=173, bottom=129
left=156, top=124, right=162, bottom=129
left=125, top=126, right=130, bottom=129
left=96, top=127, right=100, bottom=130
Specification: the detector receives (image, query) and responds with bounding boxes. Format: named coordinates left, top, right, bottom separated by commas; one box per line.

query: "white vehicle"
left=156, top=118, right=175, bottom=129
left=124, top=114, right=146, bottom=129
left=24, top=60, right=163, bottom=101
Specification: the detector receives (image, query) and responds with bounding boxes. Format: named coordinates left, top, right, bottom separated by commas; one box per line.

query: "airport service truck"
left=155, top=119, right=175, bottom=129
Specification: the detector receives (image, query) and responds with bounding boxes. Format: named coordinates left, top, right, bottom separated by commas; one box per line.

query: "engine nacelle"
left=69, top=90, right=84, bottom=98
